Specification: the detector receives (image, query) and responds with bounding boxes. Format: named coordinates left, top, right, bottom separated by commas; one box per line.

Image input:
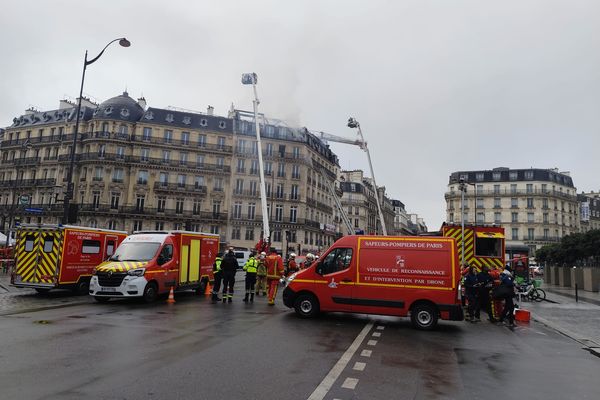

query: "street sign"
left=19, top=195, right=30, bottom=205
left=25, top=207, right=44, bottom=214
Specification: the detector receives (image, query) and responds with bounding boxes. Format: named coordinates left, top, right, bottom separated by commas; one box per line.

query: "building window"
left=292, top=165, right=300, bottom=179
left=247, top=203, right=256, bottom=219
left=494, top=198, right=501, bottom=208
left=216, top=156, right=224, bottom=168
left=492, top=172, right=501, bottom=181
left=493, top=184, right=500, bottom=194
left=231, top=227, right=241, bottom=240
left=290, top=184, right=299, bottom=200
left=276, top=183, right=284, bottom=199
left=275, top=204, right=283, bottom=222
left=543, top=213, right=549, bottom=224
left=157, top=197, right=166, bottom=212
left=526, top=198, right=534, bottom=209
left=235, top=179, right=244, bottom=194
left=210, top=225, right=219, bottom=235
left=475, top=172, right=484, bottom=181
left=543, top=228, right=549, bottom=239
left=527, top=212, right=534, bottom=223
left=290, top=206, right=297, bottom=223
left=180, top=152, right=188, bottom=165
left=237, top=159, right=245, bottom=173
left=250, top=181, right=258, bottom=195
left=528, top=228, right=534, bottom=240
left=198, top=134, right=206, bottom=147
left=494, top=212, right=501, bottom=224
left=476, top=198, right=484, bottom=208
left=292, top=147, right=300, bottom=158
left=155, top=221, right=164, bottom=230
left=110, top=192, right=120, bottom=210
left=133, top=220, right=143, bottom=231
left=164, top=130, right=173, bottom=143
left=449, top=213, right=454, bottom=223
left=175, top=198, right=184, bottom=214
left=245, top=228, right=254, bottom=241
left=182, top=131, right=190, bottom=145
left=476, top=184, right=483, bottom=194
left=159, top=172, right=169, bottom=185
left=92, top=191, right=100, bottom=209
left=137, top=170, right=148, bottom=185
left=142, top=127, right=152, bottom=141
left=250, top=160, right=259, bottom=175
left=112, top=168, right=124, bottom=183
left=233, top=202, right=242, bottom=219
left=195, top=176, right=205, bottom=188
left=93, top=167, right=103, bottom=181
left=141, top=148, right=150, bottom=162
left=177, top=174, right=186, bottom=187
left=511, top=212, right=518, bottom=223
left=524, top=170, right=534, bottom=180
left=136, top=195, right=145, bottom=212
left=192, top=200, right=201, bottom=215
left=273, top=231, right=282, bottom=242
left=108, top=220, right=117, bottom=230
left=264, top=162, right=272, bottom=175
left=217, top=137, right=226, bottom=150
left=511, top=198, right=518, bottom=208
left=526, top=184, right=533, bottom=194
left=214, top=178, right=223, bottom=191
left=476, top=212, right=485, bottom=224
left=236, top=139, right=246, bottom=153
left=542, top=198, right=548, bottom=209
left=212, top=200, right=221, bottom=215
left=162, top=150, right=171, bottom=162
left=265, top=143, right=273, bottom=156
left=277, top=163, right=285, bottom=178
left=509, top=171, right=518, bottom=181
left=116, top=146, right=125, bottom=159
left=511, top=228, right=519, bottom=240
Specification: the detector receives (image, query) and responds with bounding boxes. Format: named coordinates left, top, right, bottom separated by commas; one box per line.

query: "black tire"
left=72, top=280, right=90, bottom=296
left=94, top=296, right=110, bottom=303
left=35, top=288, right=51, bottom=294
left=534, top=288, right=546, bottom=302
left=294, top=294, right=319, bottom=318
left=143, top=282, right=159, bottom=303
left=410, top=303, right=438, bottom=330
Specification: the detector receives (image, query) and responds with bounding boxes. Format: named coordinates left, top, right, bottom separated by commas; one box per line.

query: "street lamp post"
left=347, top=117, right=387, bottom=235
left=62, top=38, right=131, bottom=224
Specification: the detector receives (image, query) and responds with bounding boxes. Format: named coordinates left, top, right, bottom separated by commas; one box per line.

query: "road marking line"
left=307, top=321, right=374, bottom=400
left=353, top=361, right=366, bottom=371
left=360, top=349, right=372, bottom=357
left=341, top=377, right=359, bottom=390
left=372, top=332, right=381, bottom=337
left=376, top=325, right=385, bottom=330
left=367, top=339, right=378, bottom=346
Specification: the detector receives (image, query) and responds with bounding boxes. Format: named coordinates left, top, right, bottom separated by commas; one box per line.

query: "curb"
left=532, top=314, right=600, bottom=358
left=544, top=288, right=600, bottom=307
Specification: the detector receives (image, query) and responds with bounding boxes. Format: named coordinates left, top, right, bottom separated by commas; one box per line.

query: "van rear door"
left=14, top=227, right=61, bottom=286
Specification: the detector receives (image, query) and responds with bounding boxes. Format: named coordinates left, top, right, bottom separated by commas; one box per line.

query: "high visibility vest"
left=213, top=257, right=222, bottom=273
left=244, top=257, right=258, bottom=273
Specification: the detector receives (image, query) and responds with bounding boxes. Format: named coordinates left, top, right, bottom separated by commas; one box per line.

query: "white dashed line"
left=341, top=377, right=359, bottom=390
left=376, top=325, right=385, bottom=330
left=360, top=349, right=372, bottom=357
left=372, top=332, right=381, bottom=337
left=367, top=339, right=378, bottom=346
left=307, top=321, right=374, bottom=400
left=353, top=361, right=366, bottom=371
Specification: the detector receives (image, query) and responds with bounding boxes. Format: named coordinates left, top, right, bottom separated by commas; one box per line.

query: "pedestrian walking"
left=497, top=267, right=516, bottom=326
left=220, top=247, right=239, bottom=303
left=464, top=266, right=480, bottom=321
left=211, top=253, right=223, bottom=303
left=265, top=247, right=284, bottom=306
left=255, top=252, right=267, bottom=296
left=243, top=250, right=258, bottom=302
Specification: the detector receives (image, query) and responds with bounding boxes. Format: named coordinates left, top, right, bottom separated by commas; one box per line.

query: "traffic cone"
left=166, top=286, right=176, bottom=304
left=204, top=281, right=212, bottom=295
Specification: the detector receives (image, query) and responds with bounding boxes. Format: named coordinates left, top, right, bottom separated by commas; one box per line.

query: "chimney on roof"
left=207, top=105, right=214, bottom=116
left=138, top=97, right=147, bottom=110
left=24, top=107, right=36, bottom=115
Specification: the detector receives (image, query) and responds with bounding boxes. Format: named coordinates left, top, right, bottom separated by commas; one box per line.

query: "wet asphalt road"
left=1, top=280, right=599, bottom=400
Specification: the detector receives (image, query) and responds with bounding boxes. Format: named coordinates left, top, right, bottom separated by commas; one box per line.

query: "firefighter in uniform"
left=243, top=250, right=258, bottom=302
left=255, top=252, right=267, bottom=296
left=265, top=247, right=284, bottom=305
left=286, top=252, right=298, bottom=277
left=220, top=247, right=239, bottom=303
left=211, top=253, right=223, bottom=303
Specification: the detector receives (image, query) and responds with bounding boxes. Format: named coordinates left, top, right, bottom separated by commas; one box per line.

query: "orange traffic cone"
left=204, top=281, right=212, bottom=295
left=166, top=286, right=176, bottom=304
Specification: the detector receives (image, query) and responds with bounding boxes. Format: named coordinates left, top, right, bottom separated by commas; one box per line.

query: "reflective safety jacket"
left=213, top=257, right=222, bottom=273
left=244, top=257, right=259, bottom=274
left=265, top=252, right=284, bottom=279
left=256, top=260, right=267, bottom=277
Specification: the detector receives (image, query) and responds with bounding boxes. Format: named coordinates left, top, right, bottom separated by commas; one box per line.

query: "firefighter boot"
left=243, top=293, right=249, bottom=302
left=222, top=295, right=227, bottom=303
left=228, top=294, right=232, bottom=303
left=250, top=293, right=254, bottom=302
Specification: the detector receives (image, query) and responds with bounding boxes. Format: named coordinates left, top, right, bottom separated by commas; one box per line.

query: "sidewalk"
left=522, top=283, right=600, bottom=354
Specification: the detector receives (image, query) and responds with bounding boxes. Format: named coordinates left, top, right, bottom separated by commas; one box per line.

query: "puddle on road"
left=34, top=320, right=52, bottom=324
left=67, top=315, right=87, bottom=319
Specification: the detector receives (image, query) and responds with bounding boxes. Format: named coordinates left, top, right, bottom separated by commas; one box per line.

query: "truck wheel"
left=94, top=296, right=110, bottom=303
left=35, top=288, right=50, bottom=294
left=411, top=303, right=438, bottom=330
left=143, top=282, right=159, bottom=303
left=294, top=294, right=319, bottom=318
left=72, top=280, right=89, bottom=296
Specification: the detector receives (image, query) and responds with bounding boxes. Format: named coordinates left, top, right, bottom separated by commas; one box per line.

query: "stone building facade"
left=578, top=191, right=600, bottom=232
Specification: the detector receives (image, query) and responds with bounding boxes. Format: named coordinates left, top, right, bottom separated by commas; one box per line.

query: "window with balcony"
left=159, top=172, right=169, bottom=185
left=250, top=160, right=259, bottom=175
left=290, top=184, right=299, bottom=200
left=92, top=191, right=100, bottom=209
left=543, top=228, right=549, bottom=239
left=93, top=167, right=103, bottom=181
left=493, top=184, right=500, bottom=194
left=512, top=212, right=518, bottom=222
left=277, top=163, right=285, bottom=177
left=247, top=203, right=256, bottom=220
left=276, top=184, right=284, bottom=199
left=511, top=198, right=518, bottom=208
left=476, top=198, right=484, bottom=208
left=231, top=227, right=241, bottom=240
left=494, top=198, right=501, bottom=208
left=157, top=197, right=166, bottom=212
left=136, top=195, right=145, bottom=212
left=528, top=228, right=534, bottom=240
left=494, top=212, right=501, bottom=224
left=162, top=150, right=170, bottom=163
left=212, top=200, right=221, bottom=216
left=98, top=144, right=106, bottom=157
left=511, top=228, right=519, bottom=240
left=292, top=165, right=300, bottom=179
left=164, top=130, right=173, bottom=143
left=542, top=198, right=548, bottom=209
left=198, top=134, right=206, bottom=147
left=216, top=157, right=224, bottom=168
left=237, top=159, right=245, bottom=173
left=527, top=198, right=534, bottom=209
left=265, top=143, right=273, bottom=156
left=245, top=228, right=254, bottom=241
left=290, top=206, right=297, bottom=223
left=141, top=148, right=149, bottom=162
left=175, top=198, right=184, bottom=214
left=233, top=202, right=242, bottom=219
left=182, top=131, right=190, bottom=145
left=180, top=152, right=188, bottom=166
left=235, top=179, right=244, bottom=194
left=142, top=127, right=152, bottom=141
left=526, top=184, right=533, bottom=194
left=177, top=174, right=186, bottom=187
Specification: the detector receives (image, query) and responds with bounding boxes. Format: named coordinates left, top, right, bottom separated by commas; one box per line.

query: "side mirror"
left=316, top=263, right=324, bottom=275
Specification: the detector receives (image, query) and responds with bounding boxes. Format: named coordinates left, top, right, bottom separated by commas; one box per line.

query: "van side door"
left=315, top=247, right=355, bottom=312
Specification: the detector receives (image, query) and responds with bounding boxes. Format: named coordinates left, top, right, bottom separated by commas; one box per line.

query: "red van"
left=282, top=235, right=463, bottom=330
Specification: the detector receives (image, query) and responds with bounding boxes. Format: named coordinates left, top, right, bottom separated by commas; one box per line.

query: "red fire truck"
left=283, top=235, right=463, bottom=330
left=89, top=231, right=219, bottom=302
left=441, top=224, right=505, bottom=271
left=11, top=224, right=127, bottom=294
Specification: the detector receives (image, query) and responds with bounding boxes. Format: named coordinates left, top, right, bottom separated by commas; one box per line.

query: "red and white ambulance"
left=283, top=235, right=463, bottom=330
left=12, top=224, right=127, bottom=294
left=89, top=231, right=219, bottom=303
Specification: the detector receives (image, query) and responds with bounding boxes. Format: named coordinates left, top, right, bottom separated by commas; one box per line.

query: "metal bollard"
left=575, top=283, right=578, bottom=303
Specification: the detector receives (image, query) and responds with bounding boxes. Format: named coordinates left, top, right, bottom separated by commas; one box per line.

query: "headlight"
left=127, top=268, right=145, bottom=277
left=286, top=272, right=297, bottom=283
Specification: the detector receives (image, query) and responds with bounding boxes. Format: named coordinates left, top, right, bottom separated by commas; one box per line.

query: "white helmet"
left=306, top=253, right=315, bottom=261
left=289, top=253, right=296, bottom=258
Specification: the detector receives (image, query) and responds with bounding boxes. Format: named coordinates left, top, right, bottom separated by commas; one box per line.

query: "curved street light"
left=63, top=38, right=131, bottom=224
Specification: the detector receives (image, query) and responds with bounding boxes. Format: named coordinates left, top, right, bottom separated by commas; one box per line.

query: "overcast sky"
left=2, top=0, right=599, bottom=228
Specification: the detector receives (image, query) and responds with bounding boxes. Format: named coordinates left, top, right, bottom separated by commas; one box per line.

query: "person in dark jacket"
left=477, top=266, right=494, bottom=320
left=499, top=268, right=516, bottom=326
left=464, top=266, right=480, bottom=321
left=220, top=247, right=239, bottom=303
left=211, top=253, right=223, bottom=303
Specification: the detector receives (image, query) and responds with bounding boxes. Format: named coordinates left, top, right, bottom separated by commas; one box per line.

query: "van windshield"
left=109, top=242, right=161, bottom=262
